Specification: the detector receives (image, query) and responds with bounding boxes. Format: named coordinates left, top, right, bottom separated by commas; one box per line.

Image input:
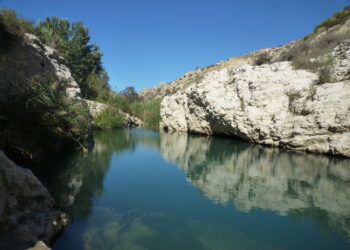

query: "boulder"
left=0, top=151, right=67, bottom=249
left=85, top=100, right=108, bottom=118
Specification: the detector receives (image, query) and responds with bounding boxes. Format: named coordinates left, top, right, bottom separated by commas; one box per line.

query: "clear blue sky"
left=1, top=0, right=349, bottom=91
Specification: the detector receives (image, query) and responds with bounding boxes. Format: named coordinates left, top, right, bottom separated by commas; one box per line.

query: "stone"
left=0, top=151, right=67, bottom=248
left=85, top=100, right=108, bottom=118
left=26, top=241, right=51, bottom=250
left=160, top=60, right=350, bottom=157
left=23, top=34, right=83, bottom=101
left=120, top=111, right=144, bottom=127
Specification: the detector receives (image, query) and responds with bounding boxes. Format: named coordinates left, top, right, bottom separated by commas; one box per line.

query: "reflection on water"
left=34, top=129, right=350, bottom=249
left=159, top=132, right=350, bottom=241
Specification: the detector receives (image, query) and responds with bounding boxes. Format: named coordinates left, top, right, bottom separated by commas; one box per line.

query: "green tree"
left=35, top=17, right=110, bottom=99
left=119, top=86, right=139, bottom=103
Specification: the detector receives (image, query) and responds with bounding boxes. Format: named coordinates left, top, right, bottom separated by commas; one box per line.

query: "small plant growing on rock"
left=285, top=89, right=302, bottom=113
left=318, top=56, right=334, bottom=84
left=254, top=52, right=271, bottom=66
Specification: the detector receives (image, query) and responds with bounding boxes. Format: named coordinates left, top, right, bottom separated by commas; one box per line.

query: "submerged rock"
left=0, top=151, right=67, bottom=249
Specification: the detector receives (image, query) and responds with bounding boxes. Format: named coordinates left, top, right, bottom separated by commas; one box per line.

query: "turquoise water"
left=37, top=129, right=350, bottom=250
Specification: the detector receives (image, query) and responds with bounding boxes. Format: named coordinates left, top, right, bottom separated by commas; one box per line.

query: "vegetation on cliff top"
left=0, top=9, right=95, bottom=161
left=277, top=5, right=350, bottom=82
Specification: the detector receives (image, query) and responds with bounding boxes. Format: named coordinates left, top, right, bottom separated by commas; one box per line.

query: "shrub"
left=106, top=95, right=131, bottom=113
left=314, top=8, right=350, bottom=32
left=35, top=17, right=110, bottom=100
left=0, top=74, right=91, bottom=161
left=0, top=9, right=34, bottom=53
left=285, top=89, right=302, bottom=113
left=318, top=67, right=332, bottom=84
left=276, top=7, right=350, bottom=73
left=254, top=52, right=271, bottom=66
left=130, top=99, right=161, bottom=130
left=94, top=107, right=124, bottom=130
left=0, top=9, right=34, bottom=37
left=318, top=56, right=334, bottom=84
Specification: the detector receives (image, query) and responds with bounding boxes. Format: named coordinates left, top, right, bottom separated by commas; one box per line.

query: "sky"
left=1, top=0, right=349, bottom=92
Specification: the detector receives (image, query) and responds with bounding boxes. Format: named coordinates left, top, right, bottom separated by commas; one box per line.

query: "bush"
left=254, top=52, right=271, bottom=66
left=318, top=67, right=332, bottom=84
left=0, top=9, right=34, bottom=37
left=130, top=99, right=161, bottom=130
left=35, top=17, right=110, bottom=100
left=314, top=8, right=350, bottom=32
left=285, top=89, right=302, bottom=113
left=276, top=7, right=350, bottom=73
left=0, top=9, right=34, bottom=53
left=0, top=74, right=91, bottom=161
left=94, top=107, right=124, bottom=130
left=317, top=56, right=334, bottom=84
left=106, top=95, right=131, bottom=113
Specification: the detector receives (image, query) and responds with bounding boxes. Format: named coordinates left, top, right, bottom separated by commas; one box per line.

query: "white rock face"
left=85, top=100, right=108, bottom=118
left=331, top=39, right=350, bottom=82
left=24, top=34, right=83, bottom=101
left=161, top=59, right=350, bottom=157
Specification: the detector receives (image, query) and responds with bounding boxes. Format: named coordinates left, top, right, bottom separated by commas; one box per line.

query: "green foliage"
left=254, top=52, right=271, bottom=66
left=0, top=9, right=34, bottom=52
left=105, top=95, right=131, bottom=113
left=0, top=8, right=34, bottom=37
left=94, top=107, right=124, bottom=130
left=0, top=74, right=91, bottom=161
left=119, top=86, right=139, bottom=103
left=314, top=7, right=350, bottom=32
left=130, top=99, right=162, bottom=130
left=285, top=89, right=302, bottom=113
left=278, top=6, right=350, bottom=74
left=35, top=17, right=110, bottom=99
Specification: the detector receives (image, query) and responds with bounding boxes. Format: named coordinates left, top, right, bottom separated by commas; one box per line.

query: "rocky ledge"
left=160, top=41, right=350, bottom=157
left=0, top=151, right=67, bottom=249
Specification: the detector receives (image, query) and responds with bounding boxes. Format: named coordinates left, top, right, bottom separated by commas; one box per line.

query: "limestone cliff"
left=159, top=14, right=350, bottom=157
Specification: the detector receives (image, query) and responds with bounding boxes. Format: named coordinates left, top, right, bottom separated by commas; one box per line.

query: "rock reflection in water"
left=159, top=132, right=350, bottom=241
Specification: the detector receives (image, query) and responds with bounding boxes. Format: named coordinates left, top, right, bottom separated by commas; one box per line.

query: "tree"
left=119, top=86, right=139, bottom=103
left=35, top=17, right=109, bottom=99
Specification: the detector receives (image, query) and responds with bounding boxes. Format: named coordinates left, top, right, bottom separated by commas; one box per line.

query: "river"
left=34, top=129, right=350, bottom=250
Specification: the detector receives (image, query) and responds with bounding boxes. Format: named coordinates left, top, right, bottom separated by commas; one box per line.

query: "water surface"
left=37, top=129, right=350, bottom=250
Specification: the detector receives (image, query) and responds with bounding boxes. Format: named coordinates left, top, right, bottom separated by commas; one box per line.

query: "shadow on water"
left=28, top=129, right=350, bottom=249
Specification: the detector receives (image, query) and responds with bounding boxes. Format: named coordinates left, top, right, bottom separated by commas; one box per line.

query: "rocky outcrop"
left=139, top=41, right=298, bottom=100
left=85, top=100, right=108, bottom=118
left=160, top=41, right=350, bottom=157
left=121, top=111, right=144, bottom=127
left=0, top=151, right=67, bottom=249
left=23, top=34, right=83, bottom=101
